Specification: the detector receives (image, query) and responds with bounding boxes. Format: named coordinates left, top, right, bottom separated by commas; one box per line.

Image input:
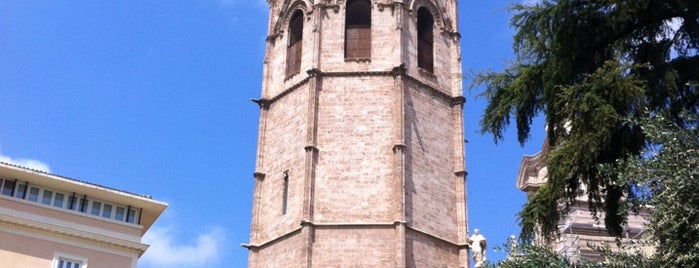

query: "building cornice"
left=0, top=212, right=149, bottom=256
left=242, top=220, right=469, bottom=251
left=252, top=66, right=462, bottom=110
left=0, top=162, right=167, bottom=236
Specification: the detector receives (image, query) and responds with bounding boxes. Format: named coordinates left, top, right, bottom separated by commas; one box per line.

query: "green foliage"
left=613, top=112, right=699, bottom=266
left=492, top=243, right=570, bottom=268
left=474, top=0, right=699, bottom=241
left=489, top=240, right=660, bottom=268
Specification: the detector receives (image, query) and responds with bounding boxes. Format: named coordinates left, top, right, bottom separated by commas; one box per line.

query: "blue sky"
left=0, top=1, right=544, bottom=267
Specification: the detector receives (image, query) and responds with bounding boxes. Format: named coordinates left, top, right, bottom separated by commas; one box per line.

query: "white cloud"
left=0, top=150, right=51, bottom=173
left=140, top=225, right=226, bottom=268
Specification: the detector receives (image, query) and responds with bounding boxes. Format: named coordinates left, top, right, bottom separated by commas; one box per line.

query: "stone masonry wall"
left=311, top=227, right=396, bottom=267
left=314, top=76, right=395, bottom=223
left=254, top=84, right=309, bottom=243
left=404, top=80, right=458, bottom=242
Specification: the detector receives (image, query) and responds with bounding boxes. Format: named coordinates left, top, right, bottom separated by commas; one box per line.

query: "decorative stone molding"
left=304, top=145, right=319, bottom=153
left=392, top=143, right=406, bottom=153
left=242, top=226, right=303, bottom=250
left=451, top=96, right=466, bottom=106
left=265, top=66, right=456, bottom=110
left=391, top=63, right=407, bottom=77
left=250, top=98, right=271, bottom=110
left=253, top=172, right=267, bottom=181
left=0, top=214, right=148, bottom=256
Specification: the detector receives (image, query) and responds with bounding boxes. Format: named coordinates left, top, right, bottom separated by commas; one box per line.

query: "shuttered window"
left=286, top=10, right=304, bottom=76
left=417, top=8, right=434, bottom=72
left=345, top=0, right=371, bottom=59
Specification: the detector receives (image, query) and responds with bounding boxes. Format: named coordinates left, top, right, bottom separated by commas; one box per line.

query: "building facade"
left=0, top=162, right=167, bottom=268
left=245, top=0, right=469, bottom=267
left=516, top=141, right=651, bottom=263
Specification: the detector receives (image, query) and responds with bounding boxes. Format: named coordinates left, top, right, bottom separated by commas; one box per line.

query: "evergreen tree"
left=474, top=0, right=699, bottom=242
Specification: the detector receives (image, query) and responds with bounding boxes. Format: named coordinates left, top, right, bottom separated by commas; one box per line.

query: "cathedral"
left=243, top=1, right=469, bottom=267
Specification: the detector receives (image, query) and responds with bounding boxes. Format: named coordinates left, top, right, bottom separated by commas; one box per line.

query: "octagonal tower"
left=244, top=0, right=469, bottom=267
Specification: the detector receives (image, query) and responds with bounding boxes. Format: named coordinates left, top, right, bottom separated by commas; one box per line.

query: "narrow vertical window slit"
left=282, top=170, right=289, bottom=215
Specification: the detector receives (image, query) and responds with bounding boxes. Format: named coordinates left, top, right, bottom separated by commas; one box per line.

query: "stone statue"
left=469, top=229, right=487, bottom=267
left=507, top=235, right=519, bottom=259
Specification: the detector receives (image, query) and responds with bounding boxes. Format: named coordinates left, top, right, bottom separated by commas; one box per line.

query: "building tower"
left=244, top=0, right=468, bottom=267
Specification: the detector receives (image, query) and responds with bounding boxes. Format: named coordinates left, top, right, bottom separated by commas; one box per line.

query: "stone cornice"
left=405, top=224, right=469, bottom=250
left=259, top=66, right=460, bottom=109
left=242, top=226, right=303, bottom=251
left=245, top=220, right=470, bottom=250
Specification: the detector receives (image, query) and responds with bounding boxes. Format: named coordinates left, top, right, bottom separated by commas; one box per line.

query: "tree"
left=490, top=241, right=659, bottom=268
left=474, top=0, right=699, bottom=242
left=612, top=112, right=699, bottom=266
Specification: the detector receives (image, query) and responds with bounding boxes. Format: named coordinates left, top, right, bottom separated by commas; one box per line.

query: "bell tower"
left=244, top=0, right=468, bottom=267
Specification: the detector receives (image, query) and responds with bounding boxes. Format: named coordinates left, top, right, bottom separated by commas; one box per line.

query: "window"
left=102, top=203, right=113, bottom=218
left=91, top=201, right=102, bottom=216
left=345, top=0, right=371, bottom=59
left=1, top=179, right=16, bottom=196
left=115, top=206, right=126, bottom=221
left=53, top=252, right=87, bottom=268
left=126, top=207, right=137, bottom=223
left=282, top=171, right=289, bottom=215
left=1, top=178, right=141, bottom=224
left=16, top=182, right=27, bottom=199
left=286, top=10, right=304, bottom=76
left=417, top=7, right=434, bottom=72
left=28, top=186, right=40, bottom=202
left=57, top=259, right=82, bottom=268
left=54, top=192, right=65, bottom=208
left=42, top=189, right=53, bottom=205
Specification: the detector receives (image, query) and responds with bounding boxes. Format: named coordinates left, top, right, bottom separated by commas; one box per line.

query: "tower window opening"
left=282, top=171, right=289, bottom=215
left=286, top=10, right=304, bottom=76
left=417, top=7, right=434, bottom=72
left=345, top=0, right=371, bottom=59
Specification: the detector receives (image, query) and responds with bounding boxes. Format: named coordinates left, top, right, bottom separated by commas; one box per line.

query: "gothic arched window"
left=345, top=0, right=371, bottom=59
left=287, top=10, right=304, bottom=76
left=417, top=7, right=434, bottom=72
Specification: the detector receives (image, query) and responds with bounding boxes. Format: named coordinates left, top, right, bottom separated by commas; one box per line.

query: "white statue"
left=469, top=229, right=487, bottom=267
left=507, top=235, right=519, bottom=259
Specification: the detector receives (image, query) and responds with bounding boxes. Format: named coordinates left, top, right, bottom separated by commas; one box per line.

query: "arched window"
left=417, top=7, right=434, bottom=72
left=345, top=0, right=371, bottom=59
left=287, top=10, right=304, bottom=76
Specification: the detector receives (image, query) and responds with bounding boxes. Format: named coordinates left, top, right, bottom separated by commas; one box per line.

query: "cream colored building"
left=246, top=0, right=469, bottom=267
left=0, top=162, right=167, bottom=268
left=516, top=141, right=651, bottom=263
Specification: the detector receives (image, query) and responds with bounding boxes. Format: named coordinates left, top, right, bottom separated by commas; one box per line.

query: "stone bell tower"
left=244, top=0, right=469, bottom=267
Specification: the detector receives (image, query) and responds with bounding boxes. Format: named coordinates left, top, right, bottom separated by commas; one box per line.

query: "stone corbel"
left=377, top=0, right=397, bottom=11
left=266, top=31, right=283, bottom=44
left=451, top=96, right=466, bottom=106
left=304, top=145, right=319, bottom=153
left=306, top=68, right=322, bottom=77
left=253, top=172, right=267, bottom=181
left=455, top=170, right=468, bottom=177
left=250, top=98, right=271, bottom=110
left=390, top=63, right=407, bottom=77
left=317, top=2, right=341, bottom=13
left=392, top=144, right=406, bottom=153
